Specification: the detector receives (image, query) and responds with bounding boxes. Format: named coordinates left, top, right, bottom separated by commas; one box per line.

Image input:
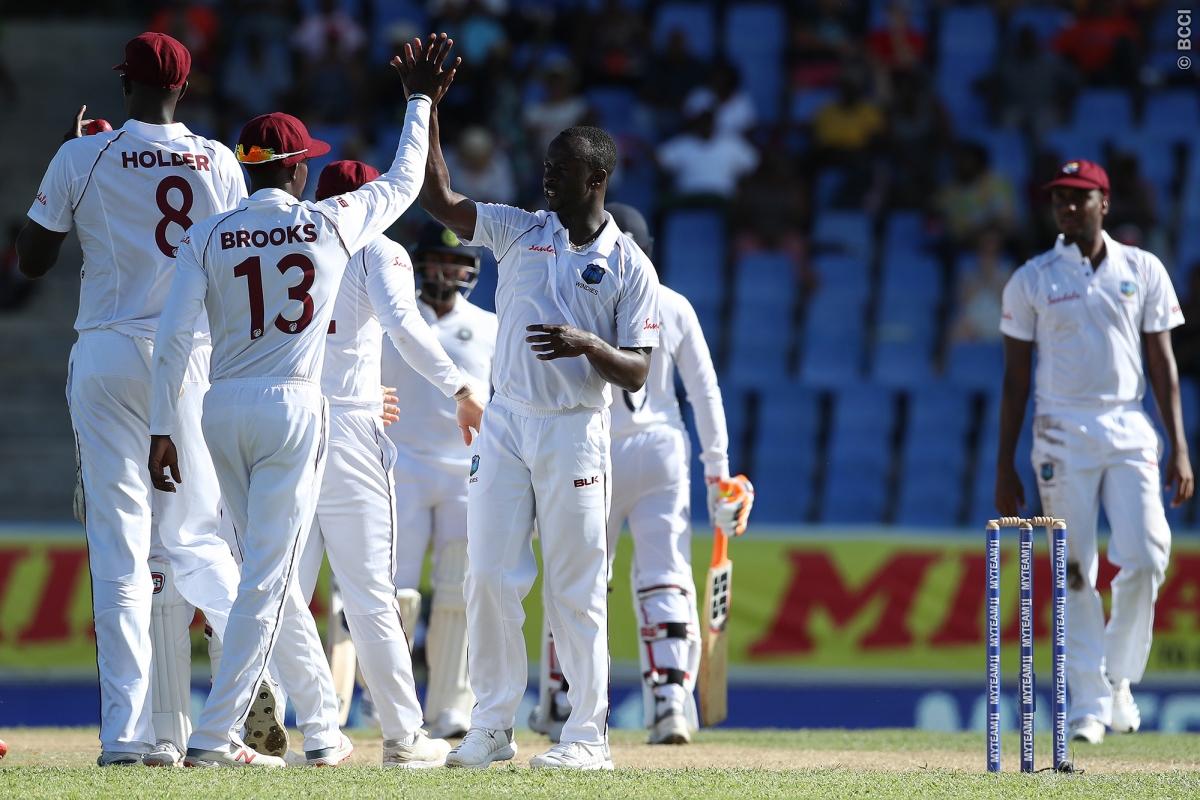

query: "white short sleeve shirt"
left=464, top=204, right=661, bottom=411
left=1000, top=230, right=1184, bottom=414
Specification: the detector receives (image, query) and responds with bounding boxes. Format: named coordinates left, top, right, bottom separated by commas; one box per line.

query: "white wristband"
left=409, top=93, right=431, bottom=104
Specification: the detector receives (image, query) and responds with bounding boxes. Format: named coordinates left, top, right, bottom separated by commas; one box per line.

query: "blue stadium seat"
left=812, top=211, right=873, bottom=260
left=875, top=301, right=938, bottom=340
left=1142, top=89, right=1200, bottom=143
left=821, top=468, right=888, bottom=523
left=800, top=334, right=863, bottom=388
left=896, top=479, right=960, bottom=527
left=734, top=252, right=797, bottom=313
left=901, top=434, right=967, bottom=477
left=1007, top=6, right=1070, bottom=42
left=791, top=87, right=837, bottom=124
left=661, top=210, right=725, bottom=302
left=936, top=7, right=998, bottom=132
left=880, top=252, right=942, bottom=302
left=731, top=53, right=783, bottom=123
left=726, top=306, right=792, bottom=388
left=882, top=212, right=929, bottom=253
left=654, top=2, right=716, bottom=58
left=1041, top=128, right=1104, bottom=164
left=945, top=340, right=1004, bottom=390
left=907, top=384, right=974, bottom=435
left=609, top=155, right=657, bottom=215
left=1072, top=89, right=1135, bottom=136
left=976, top=130, right=1030, bottom=195
left=810, top=255, right=871, bottom=292
left=758, top=384, right=822, bottom=439
left=939, top=5, right=998, bottom=59
left=832, top=385, right=896, bottom=435
left=871, top=338, right=935, bottom=389
left=869, top=0, right=929, bottom=31
left=370, top=0, right=429, bottom=61
left=725, top=2, right=786, bottom=53
left=587, top=87, right=638, bottom=136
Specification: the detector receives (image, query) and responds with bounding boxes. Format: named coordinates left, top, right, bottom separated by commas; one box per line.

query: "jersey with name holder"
left=28, top=119, right=245, bottom=338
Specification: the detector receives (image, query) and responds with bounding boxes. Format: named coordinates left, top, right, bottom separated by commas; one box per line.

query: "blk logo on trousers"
left=573, top=476, right=599, bottom=488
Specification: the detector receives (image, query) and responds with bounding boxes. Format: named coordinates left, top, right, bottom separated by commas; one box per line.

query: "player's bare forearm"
left=997, top=336, right=1033, bottom=467
left=15, top=220, right=66, bottom=278
left=525, top=323, right=651, bottom=391
left=419, top=108, right=476, bottom=241
left=1146, top=331, right=1189, bottom=452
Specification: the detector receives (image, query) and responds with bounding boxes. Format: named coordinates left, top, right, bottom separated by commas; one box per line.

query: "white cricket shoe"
left=428, top=708, right=471, bottom=740
left=305, top=733, right=354, bottom=766
left=244, top=679, right=289, bottom=757
left=1111, top=679, right=1141, bottom=733
left=383, top=731, right=452, bottom=769
left=529, top=741, right=614, bottom=770
left=647, top=693, right=691, bottom=745
left=96, top=750, right=143, bottom=767
left=143, top=740, right=183, bottom=767
left=445, top=727, right=516, bottom=769
left=1069, top=717, right=1106, bottom=744
left=183, top=744, right=287, bottom=768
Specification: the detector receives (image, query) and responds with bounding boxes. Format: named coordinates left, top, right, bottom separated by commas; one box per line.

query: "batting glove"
left=711, top=474, right=754, bottom=537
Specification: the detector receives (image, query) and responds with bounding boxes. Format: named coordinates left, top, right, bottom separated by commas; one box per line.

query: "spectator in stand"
left=1106, top=151, right=1160, bottom=243
left=949, top=230, right=1012, bottom=344
left=523, top=59, right=590, bottom=161
left=445, top=126, right=517, bottom=204
left=293, top=0, right=366, bottom=62
left=577, top=0, right=647, bottom=82
left=865, top=0, right=927, bottom=75
left=788, top=0, right=857, bottom=88
left=884, top=68, right=949, bottom=209
left=812, top=68, right=886, bottom=155
left=683, top=62, right=756, bottom=138
left=1053, top=0, right=1140, bottom=87
left=987, top=25, right=1077, bottom=136
left=733, top=148, right=810, bottom=270
left=657, top=106, right=759, bottom=206
left=936, top=141, right=1017, bottom=249
left=646, top=29, right=705, bottom=118
left=303, top=29, right=362, bottom=123
left=221, top=31, right=292, bottom=121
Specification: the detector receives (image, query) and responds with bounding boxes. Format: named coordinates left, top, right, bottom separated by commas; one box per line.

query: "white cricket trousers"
left=1031, top=405, right=1172, bottom=726
left=67, top=330, right=238, bottom=753
left=607, top=426, right=700, bottom=718
left=298, top=406, right=425, bottom=740
left=190, top=378, right=341, bottom=753
left=392, top=448, right=468, bottom=590
left=466, top=396, right=611, bottom=746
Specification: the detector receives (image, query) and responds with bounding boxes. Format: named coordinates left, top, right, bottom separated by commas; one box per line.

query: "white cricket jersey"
left=1000, top=230, right=1184, bottom=415
left=27, top=119, right=246, bottom=338
left=323, top=235, right=464, bottom=409
left=382, top=296, right=497, bottom=468
left=149, top=96, right=432, bottom=434
left=464, top=205, right=661, bottom=411
left=610, top=284, right=729, bottom=479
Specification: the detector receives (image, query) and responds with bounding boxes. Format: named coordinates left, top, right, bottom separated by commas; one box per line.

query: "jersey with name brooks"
left=149, top=98, right=431, bottom=434
left=27, top=120, right=245, bottom=337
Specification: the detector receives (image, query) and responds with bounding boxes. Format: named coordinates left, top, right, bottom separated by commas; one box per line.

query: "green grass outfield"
left=1, top=728, right=1198, bottom=799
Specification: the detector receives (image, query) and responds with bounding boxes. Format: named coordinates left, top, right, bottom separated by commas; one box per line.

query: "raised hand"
left=390, top=33, right=460, bottom=104
left=63, top=104, right=94, bottom=142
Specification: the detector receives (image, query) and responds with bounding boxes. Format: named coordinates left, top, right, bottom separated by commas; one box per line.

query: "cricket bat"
left=327, top=584, right=356, bottom=726
left=698, top=528, right=732, bottom=726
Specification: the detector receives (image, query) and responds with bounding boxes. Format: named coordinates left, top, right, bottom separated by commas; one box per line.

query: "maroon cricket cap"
left=1043, top=159, right=1110, bottom=195
left=315, top=160, right=380, bottom=200
left=235, top=112, right=331, bottom=168
left=112, top=32, right=191, bottom=90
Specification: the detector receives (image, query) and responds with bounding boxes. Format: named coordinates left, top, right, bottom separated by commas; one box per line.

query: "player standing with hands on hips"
left=995, top=159, right=1193, bottom=745
left=147, top=35, right=459, bottom=767
left=17, top=32, right=262, bottom=767
left=420, top=108, right=661, bottom=768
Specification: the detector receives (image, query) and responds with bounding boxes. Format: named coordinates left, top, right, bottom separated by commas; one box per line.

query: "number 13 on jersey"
left=233, top=254, right=316, bottom=339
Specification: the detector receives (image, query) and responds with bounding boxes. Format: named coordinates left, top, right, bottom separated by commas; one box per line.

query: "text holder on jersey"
left=698, top=528, right=731, bottom=726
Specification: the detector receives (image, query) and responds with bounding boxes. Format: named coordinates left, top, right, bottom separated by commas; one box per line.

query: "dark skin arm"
left=994, top=335, right=1033, bottom=515
left=525, top=324, right=651, bottom=392
left=419, top=107, right=477, bottom=242
left=16, top=221, right=67, bottom=279
left=1145, top=330, right=1195, bottom=507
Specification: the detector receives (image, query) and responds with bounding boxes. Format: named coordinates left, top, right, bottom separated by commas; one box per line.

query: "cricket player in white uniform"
left=382, top=223, right=497, bottom=739
left=294, top=160, right=484, bottom=767
left=421, top=111, right=661, bottom=770
left=996, top=159, right=1194, bottom=745
left=17, top=32, right=262, bottom=766
left=530, top=204, right=754, bottom=745
left=147, top=35, right=460, bottom=768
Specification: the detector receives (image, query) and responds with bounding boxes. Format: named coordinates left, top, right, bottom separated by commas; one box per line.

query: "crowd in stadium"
left=12, top=0, right=1200, bottom=528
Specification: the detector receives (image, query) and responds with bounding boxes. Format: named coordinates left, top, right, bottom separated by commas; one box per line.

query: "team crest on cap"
left=470, top=454, right=480, bottom=476
left=1061, top=161, right=1080, bottom=174
left=1119, top=281, right=1136, bottom=297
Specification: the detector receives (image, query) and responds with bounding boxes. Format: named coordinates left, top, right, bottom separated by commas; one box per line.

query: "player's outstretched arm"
left=420, top=107, right=477, bottom=242
left=1146, top=330, right=1195, bottom=506
left=994, top=335, right=1033, bottom=515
